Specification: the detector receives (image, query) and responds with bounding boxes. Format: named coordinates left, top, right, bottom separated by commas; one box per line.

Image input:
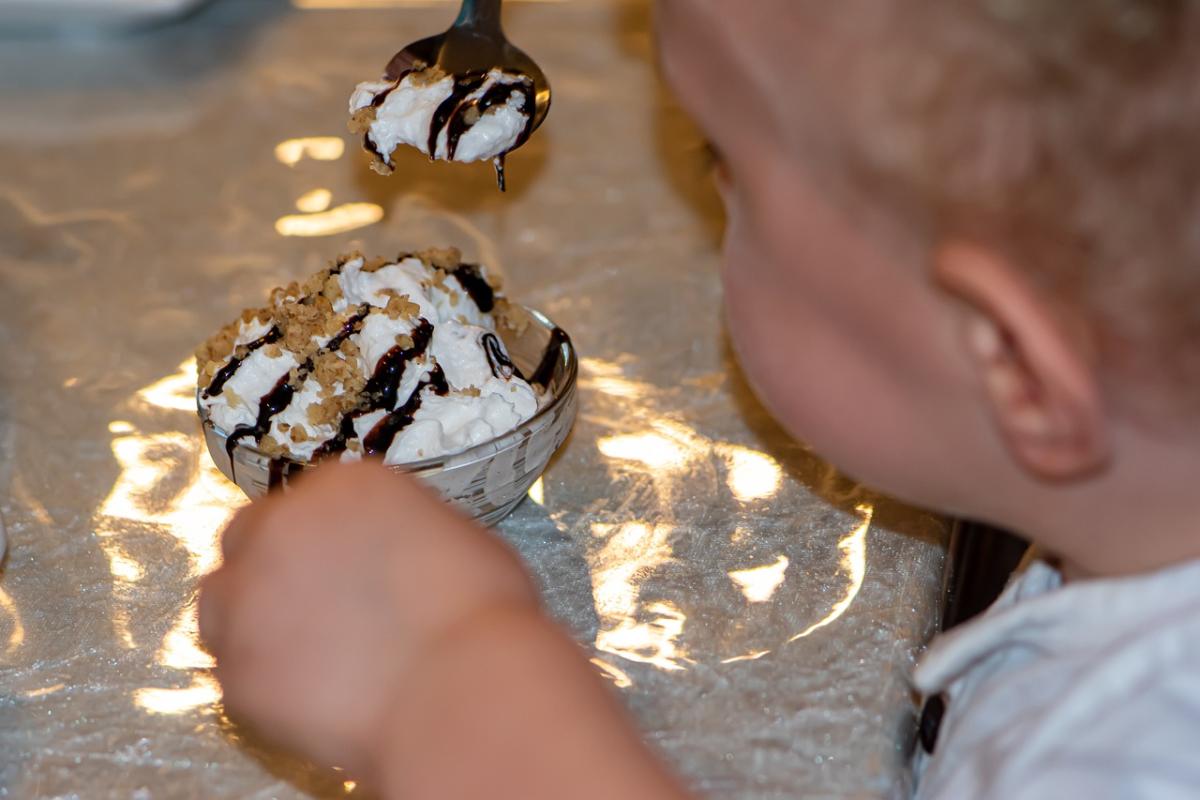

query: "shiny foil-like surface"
left=0, top=1, right=950, bottom=797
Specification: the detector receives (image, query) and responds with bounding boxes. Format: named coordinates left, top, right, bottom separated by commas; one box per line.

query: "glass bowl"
left=198, top=307, right=577, bottom=526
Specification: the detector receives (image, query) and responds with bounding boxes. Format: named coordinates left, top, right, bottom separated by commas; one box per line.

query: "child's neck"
left=1040, top=439, right=1200, bottom=580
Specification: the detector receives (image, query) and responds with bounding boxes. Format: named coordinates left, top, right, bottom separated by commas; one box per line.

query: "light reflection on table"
left=91, top=360, right=242, bottom=716
left=36, top=331, right=882, bottom=735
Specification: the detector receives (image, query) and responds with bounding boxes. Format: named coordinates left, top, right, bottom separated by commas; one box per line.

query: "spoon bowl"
left=384, top=0, right=551, bottom=144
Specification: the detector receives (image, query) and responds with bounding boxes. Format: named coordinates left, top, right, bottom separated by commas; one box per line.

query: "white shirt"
left=914, top=555, right=1200, bottom=799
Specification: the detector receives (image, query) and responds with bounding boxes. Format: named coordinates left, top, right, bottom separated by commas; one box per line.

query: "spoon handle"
left=455, top=0, right=503, bottom=34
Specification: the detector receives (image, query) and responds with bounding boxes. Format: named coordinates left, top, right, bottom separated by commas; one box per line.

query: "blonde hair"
left=825, top=0, right=1199, bottom=407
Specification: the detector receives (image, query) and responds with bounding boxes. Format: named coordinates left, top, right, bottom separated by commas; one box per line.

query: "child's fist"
left=198, top=460, right=539, bottom=780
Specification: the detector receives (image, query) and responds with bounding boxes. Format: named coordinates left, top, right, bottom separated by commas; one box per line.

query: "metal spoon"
left=383, top=0, right=551, bottom=190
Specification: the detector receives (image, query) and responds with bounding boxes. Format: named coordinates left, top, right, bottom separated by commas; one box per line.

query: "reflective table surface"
left=0, top=1, right=950, bottom=797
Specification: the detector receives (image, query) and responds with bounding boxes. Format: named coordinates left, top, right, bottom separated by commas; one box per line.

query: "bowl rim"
left=198, top=305, right=578, bottom=474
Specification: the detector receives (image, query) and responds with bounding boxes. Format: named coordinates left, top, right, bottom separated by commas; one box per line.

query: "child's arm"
left=199, top=461, right=689, bottom=800
left=377, top=602, right=689, bottom=798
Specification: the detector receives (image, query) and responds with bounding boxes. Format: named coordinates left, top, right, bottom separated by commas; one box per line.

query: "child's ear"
left=935, top=240, right=1111, bottom=481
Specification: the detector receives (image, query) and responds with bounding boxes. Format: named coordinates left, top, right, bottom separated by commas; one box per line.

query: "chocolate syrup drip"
left=363, top=319, right=435, bottom=410
left=312, top=318, right=438, bottom=460
left=426, top=73, right=490, bottom=158
left=445, top=77, right=534, bottom=192
left=495, top=80, right=537, bottom=192
left=362, top=365, right=450, bottom=456
left=203, top=327, right=282, bottom=399
left=450, top=263, right=495, bottom=312
left=482, top=333, right=520, bottom=380
left=494, top=154, right=507, bottom=192
left=529, top=327, right=569, bottom=388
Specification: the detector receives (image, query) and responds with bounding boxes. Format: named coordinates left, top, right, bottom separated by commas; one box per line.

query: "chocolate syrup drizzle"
left=312, top=318, right=439, bottom=460
left=213, top=265, right=565, bottom=476
left=220, top=304, right=372, bottom=466
left=267, top=459, right=289, bottom=491
left=203, top=327, right=282, bottom=399
left=367, top=69, right=536, bottom=191
left=362, top=319, right=435, bottom=411
left=363, top=69, right=412, bottom=169
left=363, top=133, right=389, bottom=167
left=224, top=260, right=500, bottom=463
left=457, top=78, right=537, bottom=192
left=450, top=263, right=495, bottom=312
left=482, top=333, right=520, bottom=381
left=324, top=304, right=373, bottom=352
left=444, top=78, right=537, bottom=180
left=529, top=327, right=569, bottom=389
left=427, top=73, right=490, bottom=158
left=312, top=413, right=359, bottom=462
left=371, top=77, right=405, bottom=109
left=361, top=364, right=450, bottom=456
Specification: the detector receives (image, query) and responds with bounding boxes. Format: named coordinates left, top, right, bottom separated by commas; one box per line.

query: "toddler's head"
left=657, top=0, right=1200, bottom=575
